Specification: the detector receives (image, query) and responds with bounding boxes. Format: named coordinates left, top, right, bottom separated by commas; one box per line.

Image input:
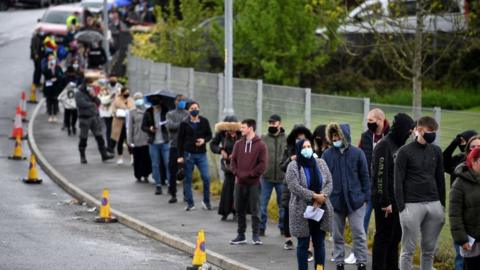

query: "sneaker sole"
left=229, top=240, right=247, bottom=245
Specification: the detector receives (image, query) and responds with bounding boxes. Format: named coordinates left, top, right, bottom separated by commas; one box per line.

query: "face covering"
left=109, top=81, right=117, bottom=87
left=73, top=63, right=79, bottom=70
left=49, top=60, right=56, bottom=67
left=423, top=132, right=436, bottom=144
left=301, top=148, right=313, bottom=159
left=135, top=99, right=144, bottom=107
left=190, top=109, right=199, bottom=117
left=123, top=92, right=130, bottom=98
left=268, top=126, right=278, bottom=134
left=367, top=122, right=378, bottom=133
left=177, top=100, right=186, bottom=110
left=333, top=140, right=343, bottom=148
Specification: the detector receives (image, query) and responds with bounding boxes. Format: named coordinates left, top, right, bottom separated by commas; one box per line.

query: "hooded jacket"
left=75, top=86, right=100, bottom=118
left=443, top=130, right=478, bottom=186
left=449, top=164, right=480, bottom=246
left=262, top=128, right=287, bottom=183
left=359, top=119, right=390, bottom=175
left=321, top=123, right=370, bottom=214
left=231, top=135, right=268, bottom=186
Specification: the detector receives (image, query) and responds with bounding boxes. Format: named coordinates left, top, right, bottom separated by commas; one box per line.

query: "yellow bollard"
left=8, top=135, right=26, bottom=160
left=316, top=265, right=324, bottom=270
left=187, top=229, right=208, bottom=270
left=95, top=188, right=117, bottom=223
left=23, top=154, right=43, bottom=184
left=27, top=84, right=38, bottom=104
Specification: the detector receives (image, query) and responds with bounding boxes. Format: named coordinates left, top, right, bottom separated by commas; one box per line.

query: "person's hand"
left=196, top=138, right=205, bottom=146
left=313, top=193, right=326, bottom=205
left=462, top=242, right=472, bottom=251
left=382, top=204, right=393, bottom=217
left=290, top=155, right=297, bottom=161
left=149, top=126, right=156, bottom=133
left=177, top=157, right=184, bottom=164
left=221, top=149, right=228, bottom=160
left=313, top=201, right=321, bottom=209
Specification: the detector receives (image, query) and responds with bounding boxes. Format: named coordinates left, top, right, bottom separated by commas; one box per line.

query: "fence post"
left=218, top=73, right=224, bottom=122
left=188, top=68, right=195, bottom=99
left=166, top=63, right=171, bottom=90
left=434, top=106, right=441, bottom=145
left=363, top=97, right=371, bottom=131
left=304, top=88, right=311, bottom=129
left=256, top=79, right=263, bottom=136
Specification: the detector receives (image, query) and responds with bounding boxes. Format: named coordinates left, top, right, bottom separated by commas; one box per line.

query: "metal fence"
left=127, top=54, right=480, bottom=149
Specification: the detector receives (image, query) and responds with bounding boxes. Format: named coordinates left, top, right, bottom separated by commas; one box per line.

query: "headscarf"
left=295, top=139, right=323, bottom=193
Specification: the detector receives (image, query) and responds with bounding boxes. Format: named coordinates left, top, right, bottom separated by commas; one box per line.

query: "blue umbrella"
left=114, top=0, right=132, bottom=7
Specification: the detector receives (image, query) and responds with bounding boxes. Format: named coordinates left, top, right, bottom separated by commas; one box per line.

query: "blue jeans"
left=454, top=243, right=463, bottom=270
left=149, top=143, right=170, bottom=188
left=183, top=152, right=210, bottom=207
left=297, top=224, right=326, bottom=270
left=363, top=199, right=373, bottom=234
left=260, top=178, right=284, bottom=231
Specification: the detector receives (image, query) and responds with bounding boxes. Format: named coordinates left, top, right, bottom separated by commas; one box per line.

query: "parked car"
left=80, top=0, right=113, bottom=14
left=34, top=5, right=84, bottom=44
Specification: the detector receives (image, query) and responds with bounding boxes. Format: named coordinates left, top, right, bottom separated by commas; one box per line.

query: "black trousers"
left=283, top=206, right=291, bottom=238
left=103, top=117, right=113, bottom=151
left=234, top=184, right=260, bottom=235
left=168, top=147, right=179, bottom=196
left=132, top=145, right=151, bottom=179
left=464, top=255, right=480, bottom=270
left=33, top=59, right=42, bottom=86
left=218, top=172, right=236, bottom=217
left=46, top=97, right=59, bottom=116
left=372, top=200, right=402, bottom=270
left=64, top=109, right=77, bottom=130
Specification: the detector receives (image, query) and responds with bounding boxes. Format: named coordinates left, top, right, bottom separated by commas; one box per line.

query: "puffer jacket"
left=449, top=163, right=480, bottom=246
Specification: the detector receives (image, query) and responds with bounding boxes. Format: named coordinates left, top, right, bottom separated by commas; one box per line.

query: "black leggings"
left=46, top=97, right=59, bottom=116
left=283, top=206, right=291, bottom=238
left=110, top=125, right=127, bottom=155
left=64, top=109, right=77, bottom=129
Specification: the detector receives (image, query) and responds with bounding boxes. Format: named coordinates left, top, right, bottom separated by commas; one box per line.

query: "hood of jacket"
left=326, top=123, right=351, bottom=147
left=455, top=163, right=480, bottom=184
left=286, top=124, right=313, bottom=147
left=241, top=135, right=262, bottom=153
left=214, top=121, right=242, bottom=133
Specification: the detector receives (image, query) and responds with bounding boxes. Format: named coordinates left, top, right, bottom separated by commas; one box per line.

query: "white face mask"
left=49, top=60, right=56, bottom=66
left=73, top=63, right=79, bottom=69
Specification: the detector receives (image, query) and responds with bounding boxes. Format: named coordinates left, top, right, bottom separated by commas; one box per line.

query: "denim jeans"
left=297, top=223, right=326, bottom=270
left=183, top=152, right=210, bottom=207
left=454, top=243, right=463, bottom=270
left=364, top=199, right=374, bottom=234
left=149, top=143, right=170, bottom=188
left=260, top=178, right=284, bottom=231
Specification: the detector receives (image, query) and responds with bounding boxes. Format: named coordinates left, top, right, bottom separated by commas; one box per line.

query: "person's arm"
left=358, top=150, right=371, bottom=203
left=141, top=110, right=153, bottom=134
left=318, top=159, right=333, bottom=197
left=449, top=180, right=468, bottom=246
left=203, top=118, right=212, bottom=143
left=209, top=132, right=223, bottom=154
left=177, top=122, right=186, bottom=157
left=435, top=147, right=446, bottom=207
left=285, top=161, right=314, bottom=202
left=280, top=148, right=292, bottom=173
left=443, top=136, right=460, bottom=175
left=394, top=148, right=407, bottom=212
left=373, top=141, right=391, bottom=207
left=230, top=141, right=240, bottom=176
left=126, top=110, right=134, bottom=146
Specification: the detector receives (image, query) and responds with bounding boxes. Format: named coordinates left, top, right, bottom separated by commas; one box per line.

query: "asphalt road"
left=0, top=8, right=192, bottom=270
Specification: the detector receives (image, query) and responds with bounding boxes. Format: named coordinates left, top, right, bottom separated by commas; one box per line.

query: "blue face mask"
left=190, top=109, right=199, bottom=117
left=301, top=148, right=313, bottom=159
left=177, top=100, right=186, bottom=110
left=333, top=140, right=343, bottom=148
left=135, top=99, right=144, bottom=107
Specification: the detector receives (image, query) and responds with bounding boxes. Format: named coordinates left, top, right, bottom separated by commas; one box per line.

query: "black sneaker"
left=259, top=229, right=265, bottom=237
left=220, top=215, right=227, bottom=221
left=336, top=263, right=345, bottom=270
left=202, top=201, right=212, bottom=210
left=230, top=234, right=247, bottom=245
left=252, top=235, right=263, bottom=245
left=168, top=197, right=177, bottom=204
left=101, top=151, right=114, bottom=161
left=185, top=205, right=195, bottom=211
left=155, top=187, right=163, bottom=195
left=283, top=239, right=294, bottom=250
left=357, top=263, right=366, bottom=270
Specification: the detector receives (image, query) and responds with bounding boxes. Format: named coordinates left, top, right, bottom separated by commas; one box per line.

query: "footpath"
left=30, top=100, right=369, bottom=270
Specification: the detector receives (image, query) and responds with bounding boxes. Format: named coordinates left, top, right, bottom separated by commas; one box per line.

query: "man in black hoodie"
left=371, top=113, right=414, bottom=270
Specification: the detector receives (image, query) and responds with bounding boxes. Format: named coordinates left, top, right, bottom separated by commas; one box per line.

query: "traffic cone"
left=8, top=135, right=26, bottom=160
left=10, top=105, right=26, bottom=140
left=186, top=229, right=209, bottom=270
left=27, top=83, right=38, bottom=104
left=20, top=91, right=28, bottom=122
left=95, top=188, right=117, bottom=223
left=23, top=154, right=42, bottom=184
left=316, top=265, right=324, bottom=270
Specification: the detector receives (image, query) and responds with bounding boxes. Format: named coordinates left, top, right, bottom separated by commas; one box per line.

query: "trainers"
left=252, top=235, right=263, bottom=245
left=185, top=205, right=195, bottom=211
left=230, top=234, right=247, bottom=245
left=357, top=263, right=366, bottom=270
left=336, top=263, right=345, bottom=270
left=345, top=253, right=357, bottom=264
left=307, top=250, right=313, bottom=262
left=155, top=187, right=163, bottom=195
left=116, top=157, right=124, bottom=165
left=168, top=197, right=178, bottom=204
left=259, top=229, right=265, bottom=237
left=201, top=201, right=212, bottom=210
left=283, top=239, right=294, bottom=250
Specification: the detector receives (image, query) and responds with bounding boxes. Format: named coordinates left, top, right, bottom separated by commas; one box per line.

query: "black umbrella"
left=75, top=30, right=104, bottom=45
left=145, top=90, right=178, bottom=110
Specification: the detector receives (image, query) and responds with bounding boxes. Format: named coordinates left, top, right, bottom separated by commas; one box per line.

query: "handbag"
left=115, top=108, right=127, bottom=118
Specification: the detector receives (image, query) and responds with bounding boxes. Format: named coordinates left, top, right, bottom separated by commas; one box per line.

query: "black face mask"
left=123, top=93, right=130, bottom=98
left=268, top=126, right=278, bottom=134
left=367, top=122, right=378, bottom=133
left=109, top=81, right=116, bottom=87
left=459, top=144, right=466, bottom=153
left=423, top=132, right=436, bottom=144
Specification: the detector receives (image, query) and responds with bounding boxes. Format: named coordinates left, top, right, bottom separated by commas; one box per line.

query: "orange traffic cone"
left=187, top=229, right=210, bottom=270
left=27, top=83, right=38, bottom=104
left=95, top=188, right=118, bottom=223
left=20, top=91, right=28, bottom=122
left=23, top=154, right=42, bottom=184
left=10, top=105, right=26, bottom=140
left=8, top=135, right=26, bottom=160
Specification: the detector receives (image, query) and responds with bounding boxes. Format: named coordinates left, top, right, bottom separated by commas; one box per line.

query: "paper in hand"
left=468, top=235, right=475, bottom=247
left=303, top=205, right=324, bottom=222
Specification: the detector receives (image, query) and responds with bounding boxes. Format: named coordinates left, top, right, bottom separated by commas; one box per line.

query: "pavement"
left=29, top=97, right=374, bottom=269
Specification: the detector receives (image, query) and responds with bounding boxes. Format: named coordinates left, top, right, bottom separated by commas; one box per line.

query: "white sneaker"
left=116, top=157, right=124, bottom=165
left=130, top=155, right=134, bottom=165
left=48, top=117, right=53, bottom=123
left=52, top=116, right=58, bottom=122
left=345, top=252, right=357, bottom=264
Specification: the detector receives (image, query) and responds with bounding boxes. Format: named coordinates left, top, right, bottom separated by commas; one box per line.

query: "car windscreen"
left=81, top=2, right=103, bottom=8
left=42, top=10, right=72, bottom=25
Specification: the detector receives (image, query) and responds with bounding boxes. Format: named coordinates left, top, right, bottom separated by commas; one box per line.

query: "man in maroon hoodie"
left=230, top=119, right=268, bottom=245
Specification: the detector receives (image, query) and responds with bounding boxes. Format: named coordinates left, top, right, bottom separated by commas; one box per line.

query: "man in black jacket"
left=394, top=116, right=446, bottom=270
left=177, top=102, right=212, bottom=211
left=75, top=79, right=114, bottom=164
left=371, top=113, right=414, bottom=270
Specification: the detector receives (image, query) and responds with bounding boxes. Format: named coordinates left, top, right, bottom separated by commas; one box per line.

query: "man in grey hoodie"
left=165, top=95, right=189, bottom=203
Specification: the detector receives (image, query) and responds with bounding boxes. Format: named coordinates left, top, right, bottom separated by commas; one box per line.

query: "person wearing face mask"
left=322, top=123, right=370, bottom=270
left=107, top=75, right=123, bottom=94
left=313, top=124, right=329, bottom=158
left=58, top=67, right=82, bottom=136
left=177, top=102, right=213, bottom=211
left=75, top=78, right=114, bottom=164
left=87, top=41, right=107, bottom=69
left=165, top=95, right=189, bottom=203
left=280, top=124, right=314, bottom=252
left=210, top=115, right=242, bottom=220
left=394, top=116, right=446, bottom=270
left=111, top=87, right=135, bottom=165
left=286, top=139, right=333, bottom=270
left=259, top=114, right=286, bottom=237
left=371, top=113, right=414, bottom=270
left=450, top=148, right=480, bottom=270
left=127, top=92, right=151, bottom=183
left=43, top=53, right=64, bottom=123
